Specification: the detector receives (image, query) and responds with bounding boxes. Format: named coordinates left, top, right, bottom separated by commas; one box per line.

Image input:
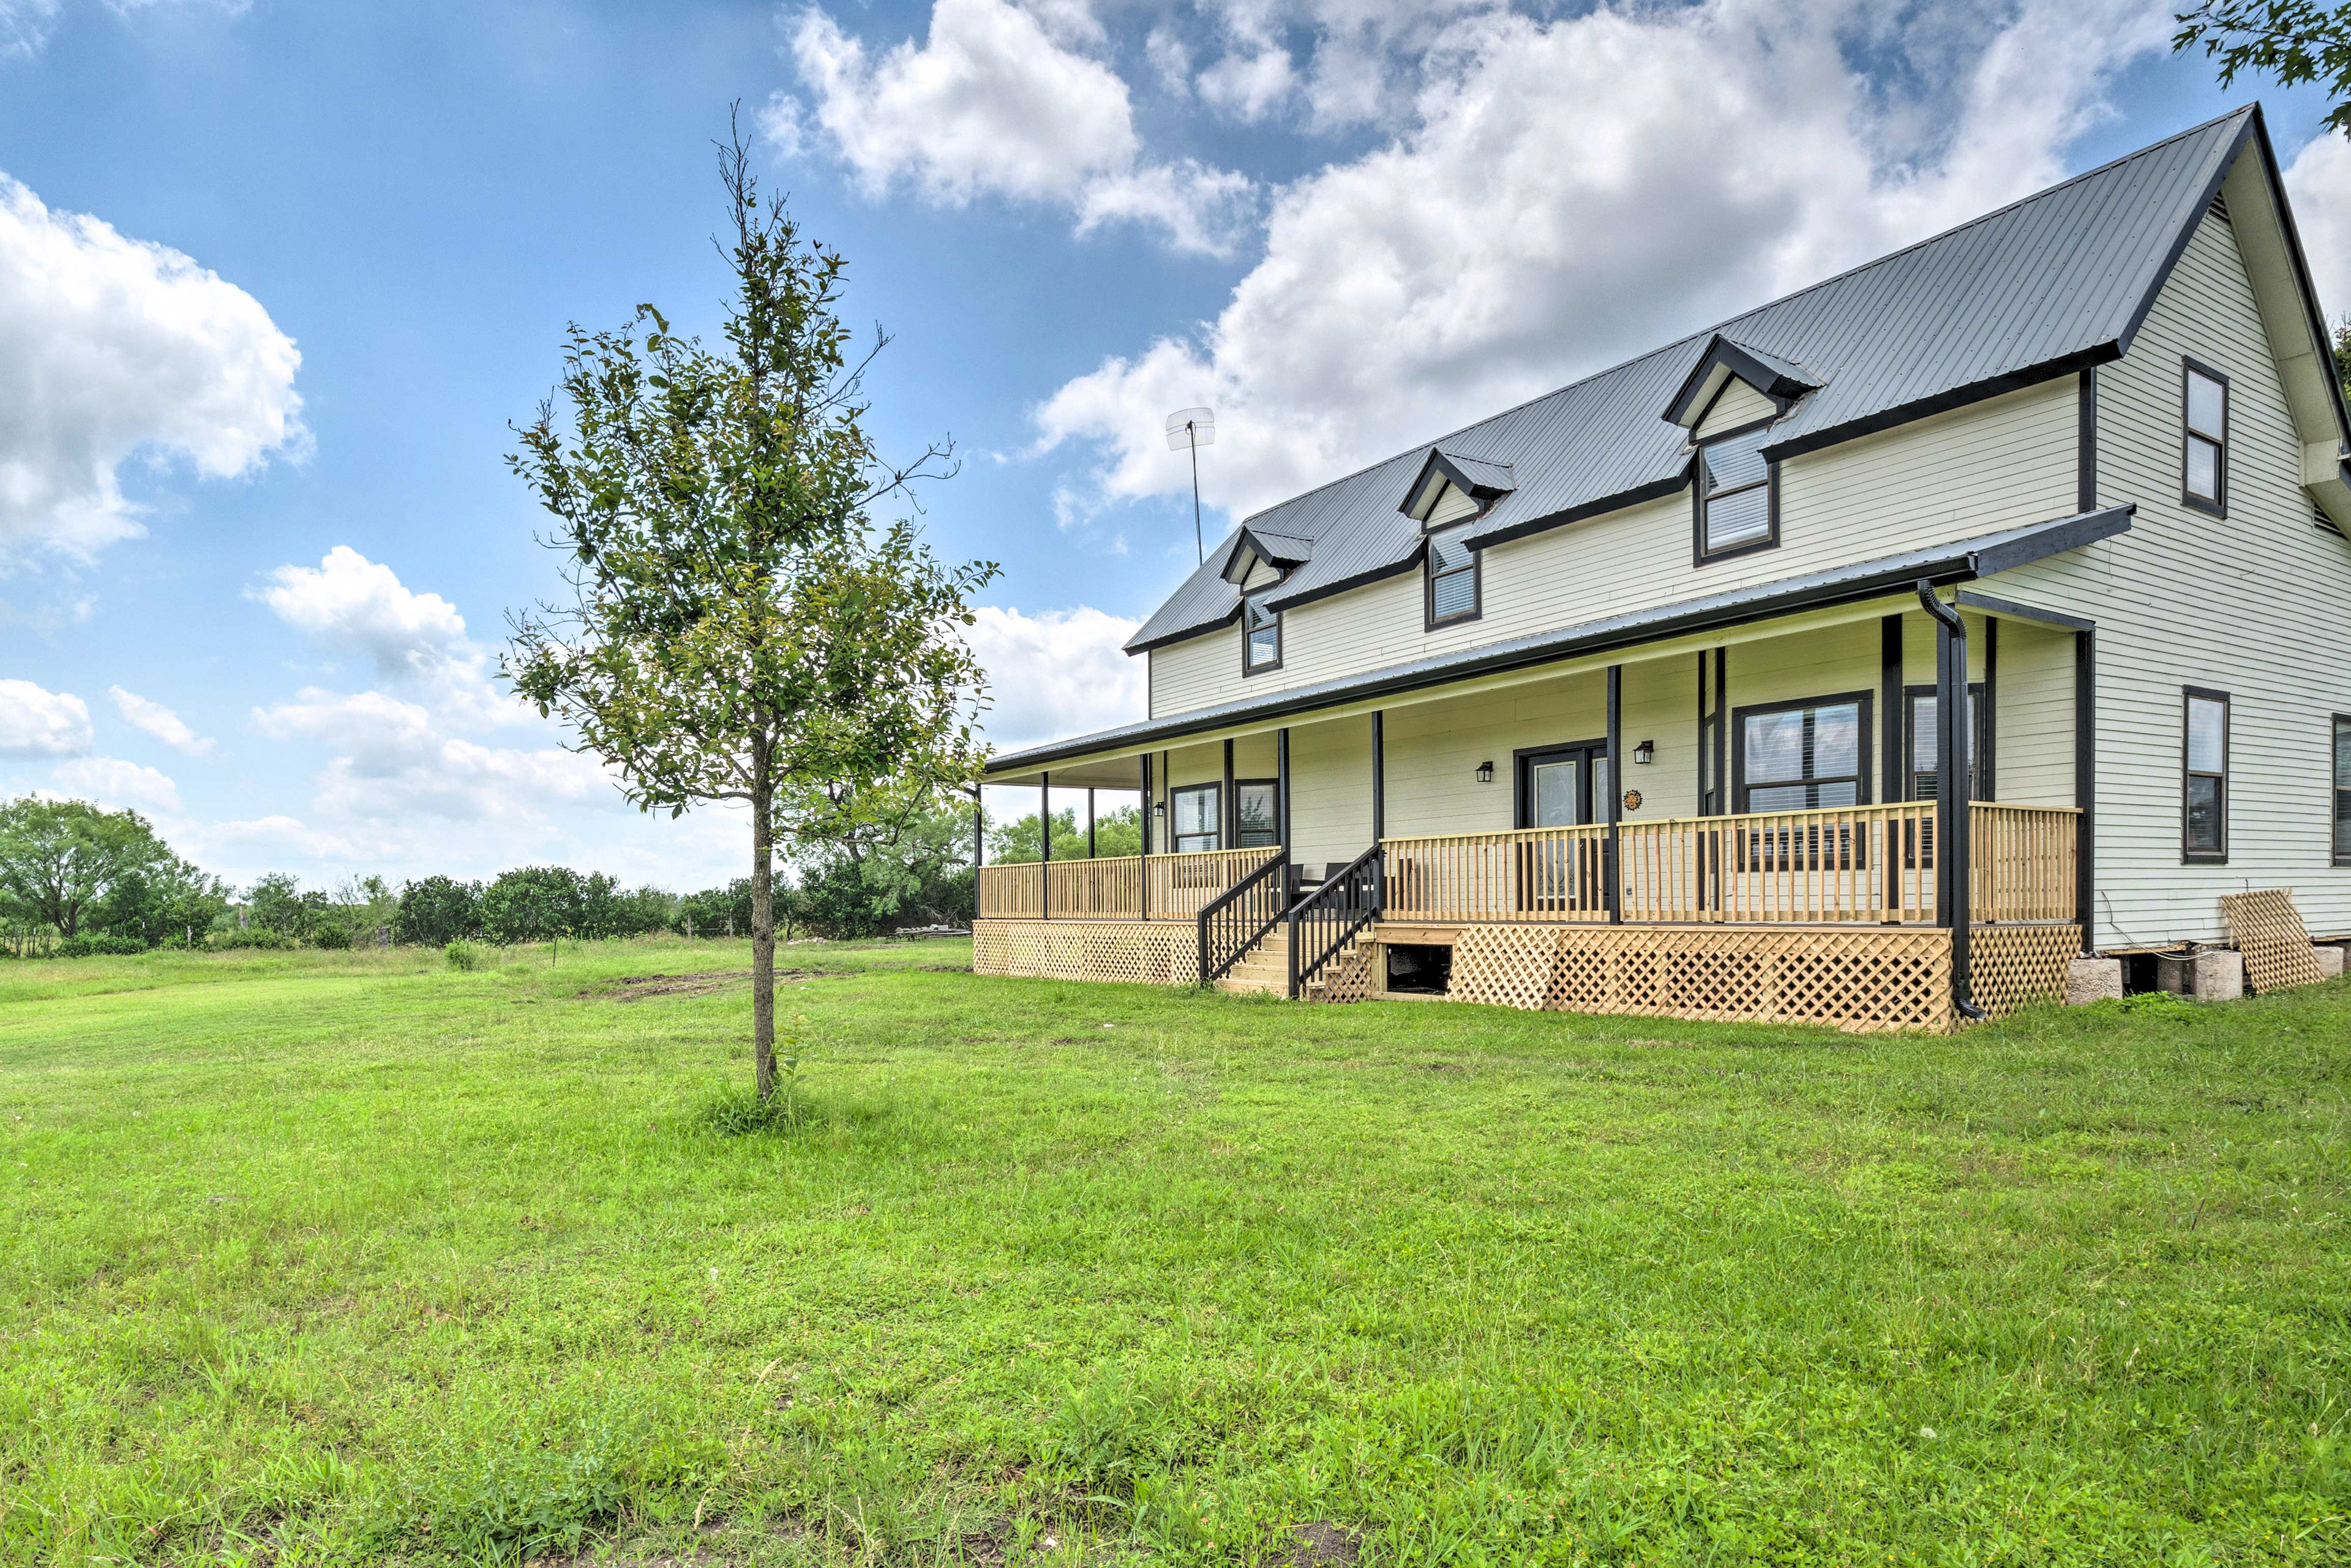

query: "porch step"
left=1213, top=933, right=1290, bottom=994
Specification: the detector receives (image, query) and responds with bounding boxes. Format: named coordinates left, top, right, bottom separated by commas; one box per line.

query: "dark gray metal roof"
left=999, top=505, right=2132, bottom=775
left=1123, top=109, right=2253, bottom=655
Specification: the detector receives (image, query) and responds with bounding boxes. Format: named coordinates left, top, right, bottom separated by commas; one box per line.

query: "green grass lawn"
left=1, top=939, right=2346, bottom=1566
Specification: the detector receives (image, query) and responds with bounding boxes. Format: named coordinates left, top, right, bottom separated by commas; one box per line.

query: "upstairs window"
left=1426, top=526, right=1480, bottom=626
left=2183, top=687, right=2229, bottom=862
left=1243, top=591, right=1281, bottom=673
left=1695, top=424, right=1777, bottom=561
left=2183, top=360, right=2228, bottom=514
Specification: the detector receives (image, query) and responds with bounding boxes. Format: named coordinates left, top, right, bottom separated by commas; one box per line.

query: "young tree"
left=0, top=799, right=179, bottom=937
left=479, top=866, right=585, bottom=945
left=507, top=118, right=995, bottom=1100
left=2175, top=4, right=2351, bottom=132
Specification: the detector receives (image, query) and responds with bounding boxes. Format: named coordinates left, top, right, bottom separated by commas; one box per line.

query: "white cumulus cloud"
left=252, top=545, right=470, bottom=678
left=108, top=685, right=212, bottom=756
left=49, top=756, right=180, bottom=813
left=779, top=0, right=1256, bottom=254
left=0, top=678, right=92, bottom=757
left=2285, top=129, right=2351, bottom=324
left=966, top=603, right=1145, bottom=750
left=1035, top=0, right=2173, bottom=519
left=0, top=170, right=303, bottom=561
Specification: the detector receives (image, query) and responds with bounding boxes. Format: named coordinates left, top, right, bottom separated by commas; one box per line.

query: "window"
left=1170, top=784, right=1220, bottom=853
left=1734, top=694, right=1870, bottom=811
left=1694, top=424, right=1777, bottom=560
left=2183, top=360, right=2228, bottom=513
left=1426, top=525, right=1480, bottom=626
left=1243, top=592, right=1281, bottom=673
left=2183, top=687, right=2229, bottom=861
left=1235, top=780, right=1279, bottom=847
left=2335, top=717, right=2351, bottom=866
left=1905, top=684, right=1990, bottom=801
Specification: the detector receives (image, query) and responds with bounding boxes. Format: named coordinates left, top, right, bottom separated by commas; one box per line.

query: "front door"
left=1516, top=741, right=1609, bottom=911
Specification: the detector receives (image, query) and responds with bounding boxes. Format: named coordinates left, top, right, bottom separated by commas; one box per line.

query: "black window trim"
left=2334, top=713, right=2351, bottom=869
left=2182, top=684, right=2230, bottom=864
left=1690, top=421, right=1782, bottom=566
left=2181, top=356, right=2229, bottom=518
left=1168, top=781, right=1222, bottom=853
left=1240, top=586, right=1283, bottom=677
left=1729, top=688, right=1875, bottom=812
left=1902, top=680, right=1993, bottom=802
left=1423, top=522, right=1482, bottom=629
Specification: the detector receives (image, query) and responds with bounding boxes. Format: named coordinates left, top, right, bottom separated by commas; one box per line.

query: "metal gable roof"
left=1122, top=108, right=2253, bottom=655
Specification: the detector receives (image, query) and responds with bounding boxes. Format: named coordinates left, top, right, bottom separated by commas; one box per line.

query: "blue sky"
left=1, top=0, right=2343, bottom=893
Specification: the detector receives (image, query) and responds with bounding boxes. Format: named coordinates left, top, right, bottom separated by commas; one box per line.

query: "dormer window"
left=1426, top=525, right=1479, bottom=626
left=1243, top=591, right=1281, bottom=673
left=1695, top=424, right=1777, bottom=560
left=1400, top=449, right=1516, bottom=527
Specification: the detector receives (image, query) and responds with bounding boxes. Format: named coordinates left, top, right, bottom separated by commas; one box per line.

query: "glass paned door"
left=1517, top=741, right=1607, bottom=911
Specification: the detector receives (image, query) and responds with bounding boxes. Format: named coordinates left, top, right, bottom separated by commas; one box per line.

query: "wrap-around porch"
left=976, top=591, right=2092, bottom=1029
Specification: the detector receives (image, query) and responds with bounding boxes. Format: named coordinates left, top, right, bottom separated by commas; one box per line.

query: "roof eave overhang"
left=1122, top=601, right=1241, bottom=656
left=1664, top=335, right=1822, bottom=427
left=989, top=505, right=2133, bottom=775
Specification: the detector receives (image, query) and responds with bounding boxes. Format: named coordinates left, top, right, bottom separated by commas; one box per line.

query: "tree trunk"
left=750, top=729, right=777, bottom=1101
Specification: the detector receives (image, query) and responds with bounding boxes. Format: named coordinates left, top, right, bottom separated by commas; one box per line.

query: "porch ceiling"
left=984, top=505, right=2130, bottom=781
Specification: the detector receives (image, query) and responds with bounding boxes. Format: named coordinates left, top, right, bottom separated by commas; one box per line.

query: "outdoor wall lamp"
left=1153, top=800, right=1165, bottom=816
left=1475, top=760, right=1494, bottom=784
left=1632, top=740, right=1655, bottom=765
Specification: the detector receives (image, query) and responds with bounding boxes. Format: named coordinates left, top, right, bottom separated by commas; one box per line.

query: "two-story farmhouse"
left=973, top=106, right=2351, bottom=1030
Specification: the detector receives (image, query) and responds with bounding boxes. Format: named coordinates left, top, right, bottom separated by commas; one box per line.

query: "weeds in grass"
left=2084, top=988, right=2199, bottom=1019
left=444, top=938, right=484, bottom=972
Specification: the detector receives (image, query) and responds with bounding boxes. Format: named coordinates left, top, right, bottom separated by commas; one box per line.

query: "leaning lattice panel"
left=1447, top=925, right=1565, bottom=1010
left=1968, top=924, right=2081, bottom=1016
left=2218, top=890, right=2327, bottom=993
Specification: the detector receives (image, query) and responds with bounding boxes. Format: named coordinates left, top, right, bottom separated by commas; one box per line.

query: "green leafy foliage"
left=2175, top=2, right=2351, bottom=134
left=989, top=804, right=1142, bottom=865
left=0, top=797, right=200, bottom=940
left=444, top=939, right=486, bottom=972
left=396, top=874, right=484, bottom=945
left=56, top=932, right=148, bottom=958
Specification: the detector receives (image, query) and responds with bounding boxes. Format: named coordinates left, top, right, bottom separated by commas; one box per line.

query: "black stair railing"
left=1287, top=844, right=1383, bottom=999
left=1197, top=853, right=1290, bottom=985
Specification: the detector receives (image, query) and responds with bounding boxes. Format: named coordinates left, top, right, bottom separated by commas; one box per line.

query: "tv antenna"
left=1165, top=407, right=1215, bottom=563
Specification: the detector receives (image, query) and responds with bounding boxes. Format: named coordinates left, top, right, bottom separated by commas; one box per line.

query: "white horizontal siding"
left=1995, top=204, right=2351, bottom=945
left=1145, top=378, right=2077, bottom=715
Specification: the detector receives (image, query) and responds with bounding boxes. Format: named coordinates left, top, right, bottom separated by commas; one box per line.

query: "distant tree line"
left=0, top=792, right=986, bottom=956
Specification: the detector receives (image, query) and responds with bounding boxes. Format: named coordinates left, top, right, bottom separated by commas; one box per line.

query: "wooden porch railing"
left=1382, top=803, right=2079, bottom=926
left=1971, top=803, right=2080, bottom=922
left=1147, top=846, right=1283, bottom=919
left=976, top=846, right=1283, bottom=921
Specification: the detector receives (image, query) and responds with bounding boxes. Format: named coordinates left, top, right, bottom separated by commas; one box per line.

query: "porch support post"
left=1139, top=754, right=1152, bottom=921
left=1087, top=788, right=1096, bottom=858
left=2074, top=627, right=2096, bottom=949
left=1918, top=583, right=1981, bottom=1018
left=1277, top=727, right=1291, bottom=857
left=1039, top=771, right=1051, bottom=922
left=1371, top=711, right=1385, bottom=841
left=1223, top=739, right=1236, bottom=850
left=970, top=787, right=983, bottom=917
left=1881, top=613, right=1904, bottom=914
left=1605, top=663, right=1623, bottom=923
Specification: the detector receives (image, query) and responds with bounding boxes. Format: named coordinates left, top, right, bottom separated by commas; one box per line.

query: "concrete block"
left=2066, top=956, right=2123, bottom=1005
left=2314, top=943, right=2345, bottom=980
left=2192, top=948, right=2244, bottom=1002
left=2154, top=953, right=2195, bottom=997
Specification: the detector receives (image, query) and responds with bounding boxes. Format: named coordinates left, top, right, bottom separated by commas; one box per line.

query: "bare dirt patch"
left=1284, top=1520, right=1364, bottom=1565
left=594, top=969, right=845, bottom=1001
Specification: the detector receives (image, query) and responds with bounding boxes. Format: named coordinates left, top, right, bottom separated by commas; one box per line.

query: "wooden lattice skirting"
left=972, top=920, right=1200, bottom=986
left=1968, top=923, right=2083, bottom=1017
